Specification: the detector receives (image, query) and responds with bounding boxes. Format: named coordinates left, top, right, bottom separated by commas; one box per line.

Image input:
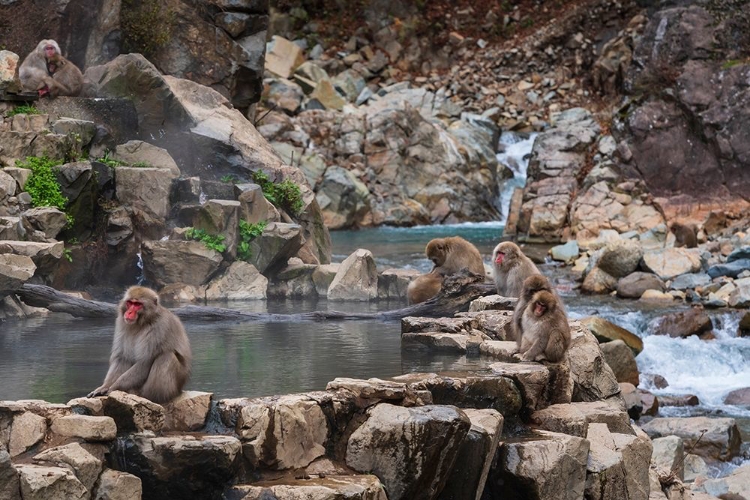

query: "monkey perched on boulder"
left=88, top=286, right=192, bottom=404
left=516, top=288, right=571, bottom=363
left=19, top=39, right=83, bottom=97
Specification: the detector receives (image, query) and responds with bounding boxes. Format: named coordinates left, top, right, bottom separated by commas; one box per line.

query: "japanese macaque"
left=511, top=274, right=555, bottom=341
left=407, top=270, right=444, bottom=305
left=425, top=236, right=485, bottom=276
left=19, top=39, right=83, bottom=97
left=517, top=290, right=571, bottom=363
left=492, top=241, right=540, bottom=298
left=88, top=286, right=192, bottom=404
left=671, top=221, right=697, bottom=248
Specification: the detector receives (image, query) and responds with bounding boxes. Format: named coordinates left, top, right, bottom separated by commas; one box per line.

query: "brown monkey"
left=19, top=39, right=82, bottom=97
left=407, top=270, right=444, bottom=304
left=88, top=286, right=192, bottom=404
left=492, top=241, right=540, bottom=298
left=517, top=290, right=571, bottom=362
left=45, top=51, right=83, bottom=97
left=425, top=236, right=485, bottom=276
left=671, top=221, right=697, bottom=248
left=511, top=274, right=555, bottom=341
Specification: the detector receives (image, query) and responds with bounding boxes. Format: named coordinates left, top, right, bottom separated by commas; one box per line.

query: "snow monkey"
left=670, top=221, right=697, bottom=248
left=407, top=270, right=444, bottom=305
left=19, top=39, right=83, bottom=97
left=492, top=241, right=540, bottom=298
left=511, top=274, right=555, bottom=342
left=88, top=286, right=192, bottom=404
left=517, top=289, right=571, bottom=363
left=425, top=236, right=486, bottom=276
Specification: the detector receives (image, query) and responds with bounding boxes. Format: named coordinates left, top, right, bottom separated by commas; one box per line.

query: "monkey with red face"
left=19, top=39, right=83, bottom=97
left=517, top=289, right=571, bottom=362
left=492, top=241, right=540, bottom=298
left=88, top=286, right=192, bottom=404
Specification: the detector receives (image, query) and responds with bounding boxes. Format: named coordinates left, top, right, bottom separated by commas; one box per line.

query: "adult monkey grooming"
left=425, top=236, right=485, bottom=276
left=517, top=289, right=571, bottom=362
left=88, top=286, right=192, bottom=404
left=19, top=39, right=83, bottom=97
left=492, top=241, right=540, bottom=297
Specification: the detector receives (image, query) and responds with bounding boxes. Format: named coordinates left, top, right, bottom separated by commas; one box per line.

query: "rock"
left=582, top=267, right=618, bottom=294
left=328, top=248, right=378, bottom=301
left=142, top=240, right=223, bottom=288
left=101, top=391, right=165, bottom=433
left=0, top=241, right=64, bottom=282
left=316, top=166, right=371, bottom=229
left=33, top=442, right=103, bottom=491
left=530, top=400, right=634, bottom=437
left=0, top=448, right=20, bottom=500
left=728, top=277, right=750, bottom=308
left=163, top=391, right=212, bottom=432
left=580, top=317, right=643, bottom=354
left=93, top=469, right=143, bottom=500
left=658, top=395, right=700, bottom=407
left=550, top=240, right=580, bottom=263
left=617, top=272, right=667, bottom=298
left=695, top=463, right=750, bottom=498
left=402, top=331, right=482, bottom=354
left=228, top=475, right=388, bottom=499
left=489, top=362, right=552, bottom=411
left=438, top=409, right=503, bottom=500
left=641, top=249, right=702, bottom=280
left=567, top=323, right=621, bottom=402
left=640, top=289, right=674, bottom=302
left=683, top=453, right=709, bottom=483
left=50, top=118, right=97, bottom=147
left=238, top=394, right=328, bottom=469
left=112, top=140, right=180, bottom=175
left=598, top=240, right=644, bottom=278
left=641, top=417, right=741, bottom=461
left=642, top=373, right=669, bottom=389
left=486, top=430, right=589, bottom=500
left=619, top=383, right=642, bottom=420
left=649, top=308, right=713, bottom=338
left=15, top=464, right=88, bottom=500
left=310, top=78, right=347, bottom=110
left=193, top=199, right=241, bottom=257
left=333, top=69, right=366, bottom=102
left=378, top=268, right=419, bottom=300
left=401, top=316, right=474, bottom=334
left=265, top=78, right=304, bottom=114
left=115, top=166, right=178, bottom=220
left=468, top=295, right=517, bottom=313
left=2, top=167, right=32, bottom=191
left=600, top=339, right=640, bottom=386
left=21, top=207, right=68, bottom=240
left=204, top=262, right=268, bottom=300
left=651, top=436, right=685, bottom=481
left=584, top=423, right=631, bottom=500
left=115, top=434, right=241, bottom=499
left=9, top=411, right=46, bottom=457
left=670, top=273, right=711, bottom=290
left=0, top=49, right=19, bottom=85
left=0, top=254, right=35, bottom=298
left=265, top=36, right=305, bottom=78
left=638, top=390, right=659, bottom=416
left=724, top=387, right=750, bottom=405
left=346, top=403, right=470, bottom=500
left=50, top=415, right=116, bottom=441
left=249, top=222, right=303, bottom=275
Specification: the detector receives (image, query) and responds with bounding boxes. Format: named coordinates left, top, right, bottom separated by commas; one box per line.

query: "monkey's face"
left=493, top=243, right=516, bottom=267
left=123, top=299, right=144, bottom=324
left=425, top=240, right=446, bottom=268
left=44, top=45, right=57, bottom=58
left=533, top=300, right=547, bottom=317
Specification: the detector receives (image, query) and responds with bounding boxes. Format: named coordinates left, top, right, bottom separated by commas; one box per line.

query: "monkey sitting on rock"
left=513, top=275, right=571, bottom=363
left=88, top=286, right=192, bottom=404
left=492, top=241, right=540, bottom=298
left=19, top=39, right=83, bottom=98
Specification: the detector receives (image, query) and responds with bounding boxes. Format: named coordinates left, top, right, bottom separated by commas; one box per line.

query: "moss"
left=121, top=0, right=175, bottom=56
left=6, top=105, right=40, bottom=117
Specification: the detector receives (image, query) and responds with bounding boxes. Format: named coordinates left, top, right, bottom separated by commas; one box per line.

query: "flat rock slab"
left=530, top=400, right=633, bottom=437
left=490, top=362, right=550, bottom=411
left=50, top=415, right=116, bottom=441
left=401, top=316, right=474, bottom=333
left=480, top=341, right=518, bottom=361
left=402, top=331, right=475, bottom=353
left=227, top=474, right=387, bottom=500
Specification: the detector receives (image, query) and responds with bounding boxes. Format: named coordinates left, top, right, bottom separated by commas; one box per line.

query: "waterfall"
left=496, top=131, right=537, bottom=224
left=136, top=251, right=145, bottom=285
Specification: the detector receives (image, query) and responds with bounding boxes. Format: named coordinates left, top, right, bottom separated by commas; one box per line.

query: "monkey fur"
left=88, top=286, right=192, bottom=404
left=425, top=236, right=485, bottom=276
left=671, top=221, right=697, bottom=249
left=19, top=39, right=82, bottom=97
left=517, top=290, right=571, bottom=362
left=492, top=241, right=540, bottom=298
left=407, top=270, right=444, bottom=304
left=511, top=274, right=555, bottom=342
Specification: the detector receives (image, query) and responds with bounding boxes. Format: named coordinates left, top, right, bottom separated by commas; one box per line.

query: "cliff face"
left=0, top=0, right=268, bottom=110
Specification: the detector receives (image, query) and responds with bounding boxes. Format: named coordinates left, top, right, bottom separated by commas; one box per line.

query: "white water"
left=495, top=131, right=537, bottom=223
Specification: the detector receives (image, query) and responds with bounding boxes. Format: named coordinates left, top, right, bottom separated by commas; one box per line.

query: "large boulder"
left=568, top=322, right=621, bottom=402
left=141, top=240, right=223, bottom=287
left=0, top=241, right=64, bottom=282
left=580, top=317, right=643, bottom=354
left=0, top=253, right=35, bottom=298
left=115, top=166, right=178, bottom=220
left=193, top=200, right=241, bottom=258
left=641, top=417, right=741, bottom=461
left=328, top=248, right=379, bottom=301
left=14, top=464, right=87, bottom=500
left=600, top=339, right=640, bottom=386
left=204, top=262, right=267, bottom=300
left=346, top=403, right=470, bottom=500
left=616, top=272, right=666, bottom=298
left=248, top=222, right=303, bottom=275
left=641, top=248, right=702, bottom=281
left=648, top=308, right=713, bottom=338
left=112, top=140, right=180, bottom=175
left=33, top=443, right=103, bottom=492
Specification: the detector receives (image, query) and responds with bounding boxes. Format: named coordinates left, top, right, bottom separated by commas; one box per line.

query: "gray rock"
left=15, top=464, right=87, bottom=500
left=112, top=140, right=181, bottom=175
left=708, top=259, right=750, bottom=279
left=142, top=240, right=223, bottom=287
left=346, top=403, right=471, bottom=500
left=600, top=339, right=639, bottom=386
left=641, top=416, right=741, bottom=461
left=328, top=248, right=378, bottom=301
left=21, top=207, right=68, bottom=240
left=0, top=448, right=20, bottom=500
left=550, top=240, right=580, bottom=263
left=93, top=469, right=142, bottom=500
left=598, top=240, right=643, bottom=278
left=727, top=246, right=750, bottom=263
left=248, top=222, right=303, bottom=275
left=0, top=254, right=35, bottom=298
left=670, top=273, right=711, bottom=290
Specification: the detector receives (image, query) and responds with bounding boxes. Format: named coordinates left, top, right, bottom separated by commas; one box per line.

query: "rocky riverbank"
left=2, top=295, right=747, bottom=500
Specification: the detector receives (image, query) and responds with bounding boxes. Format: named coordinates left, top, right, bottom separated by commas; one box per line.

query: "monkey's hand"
left=512, top=352, right=525, bottom=362
left=87, top=386, right=110, bottom=398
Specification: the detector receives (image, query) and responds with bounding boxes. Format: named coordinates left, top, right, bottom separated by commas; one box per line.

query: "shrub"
left=252, top=171, right=305, bottom=216
left=6, top=105, right=40, bottom=117
left=121, top=0, right=175, bottom=56
left=184, top=227, right=226, bottom=253
left=237, top=220, right=267, bottom=261
left=16, top=156, right=68, bottom=211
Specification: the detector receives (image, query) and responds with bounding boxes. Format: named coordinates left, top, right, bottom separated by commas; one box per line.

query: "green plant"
left=121, top=0, right=175, bottom=56
left=252, top=171, right=305, bottom=216
left=237, top=220, right=267, bottom=261
left=221, top=174, right=238, bottom=184
left=132, top=161, right=151, bottom=168
left=63, top=248, right=73, bottom=263
left=96, top=151, right=128, bottom=168
left=722, top=59, right=747, bottom=69
left=521, top=18, right=534, bottom=29
left=185, top=227, right=226, bottom=253
left=15, top=156, right=68, bottom=211
left=6, top=105, right=40, bottom=117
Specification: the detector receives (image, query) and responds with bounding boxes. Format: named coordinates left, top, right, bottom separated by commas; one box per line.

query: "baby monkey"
left=516, top=286, right=571, bottom=363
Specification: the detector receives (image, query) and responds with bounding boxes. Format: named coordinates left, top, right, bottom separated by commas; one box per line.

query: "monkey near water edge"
left=511, top=273, right=554, bottom=342
left=425, top=236, right=485, bottom=275
left=492, top=241, right=540, bottom=298
left=518, top=289, right=571, bottom=363
left=88, top=286, right=192, bottom=404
